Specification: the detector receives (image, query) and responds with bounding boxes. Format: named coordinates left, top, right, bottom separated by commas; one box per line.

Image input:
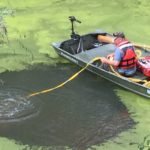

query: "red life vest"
left=114, top=38, right=137, bottom=69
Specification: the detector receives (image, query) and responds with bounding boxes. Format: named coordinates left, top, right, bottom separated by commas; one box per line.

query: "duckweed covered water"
left=0, top=0, right=150, bottom=73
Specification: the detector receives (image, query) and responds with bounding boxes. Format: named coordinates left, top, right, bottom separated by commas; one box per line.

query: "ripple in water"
left=0, top=88, right=39, bottom=122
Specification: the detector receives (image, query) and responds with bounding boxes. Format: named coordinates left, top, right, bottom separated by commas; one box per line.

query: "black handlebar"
left=69, top=16, right=81, bottom=40
left=69, top=16, right=81, bottom=23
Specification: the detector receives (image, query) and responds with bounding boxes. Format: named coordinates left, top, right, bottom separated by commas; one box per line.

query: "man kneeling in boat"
left=100, top=32, right=137, bottom=76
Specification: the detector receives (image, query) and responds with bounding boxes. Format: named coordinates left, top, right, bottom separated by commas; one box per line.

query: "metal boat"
left=52, top=16, right=150, bottom=99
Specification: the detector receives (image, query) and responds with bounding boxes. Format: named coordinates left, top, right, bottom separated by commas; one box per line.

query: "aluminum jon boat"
left=52, top=16, right=150, bottom=99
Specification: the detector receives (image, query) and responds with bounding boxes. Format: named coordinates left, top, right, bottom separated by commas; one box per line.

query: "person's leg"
left=117, top=67, right=136, bottom=77
left=124, top=67, right=136, bottom=77
left=117, top=68, right=125, bottom=75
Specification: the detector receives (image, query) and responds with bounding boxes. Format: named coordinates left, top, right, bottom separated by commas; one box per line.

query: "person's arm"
left=101, top=47, right=122, bottom=67
left=101, top=57, right=120, bottom=66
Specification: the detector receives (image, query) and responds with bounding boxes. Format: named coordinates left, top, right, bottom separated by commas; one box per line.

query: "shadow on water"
left=0, top=64, right=135, bottom=150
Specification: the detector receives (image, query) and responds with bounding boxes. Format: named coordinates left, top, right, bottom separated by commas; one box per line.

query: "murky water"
left=0, top=64, right=134, bottom=150
left=0, top=88, right=39, bottom=122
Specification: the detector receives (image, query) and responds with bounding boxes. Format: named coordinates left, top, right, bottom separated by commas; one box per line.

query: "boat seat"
left=74, top=44, right=116, bottom=62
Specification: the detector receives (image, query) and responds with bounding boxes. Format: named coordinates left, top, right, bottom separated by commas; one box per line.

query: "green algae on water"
left=1, top=0, right=150, bottom=73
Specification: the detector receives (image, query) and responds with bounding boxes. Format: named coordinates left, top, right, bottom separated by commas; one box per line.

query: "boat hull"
left=52, top=41, right=150, bottom=99
left=52, top=30, right=150, bottom=99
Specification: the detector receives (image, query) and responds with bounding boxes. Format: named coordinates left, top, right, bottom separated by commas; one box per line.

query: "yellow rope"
left=27, top=57, right=102, bottom=98
left=109, top=65, right=147, bottom=83
left=144, top=81, right=150, bottom=87
left=27, top=48, right=150, bottom=98
left=135, top=49, right=142, bottom=59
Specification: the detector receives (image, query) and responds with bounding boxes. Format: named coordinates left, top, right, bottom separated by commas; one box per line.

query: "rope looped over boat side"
left=27, top=57, right=102, bottom=98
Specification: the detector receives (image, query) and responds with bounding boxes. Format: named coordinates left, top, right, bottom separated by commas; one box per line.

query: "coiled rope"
left=27, top=57, right=102, bottom=98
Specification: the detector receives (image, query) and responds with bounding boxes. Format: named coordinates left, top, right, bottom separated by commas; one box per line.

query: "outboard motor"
left=60, top=16, right=83, bottom=54
left=69, top=16, right=81, bottom=40
left=60, top=16, right=100, bottom=54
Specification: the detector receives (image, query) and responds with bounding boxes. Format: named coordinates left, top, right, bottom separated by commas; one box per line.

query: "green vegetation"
left=1, top=0, right=150, bottom=150
left=0, top=0, right=150, bottom=72
left=130, top=134, right=150, bottom=150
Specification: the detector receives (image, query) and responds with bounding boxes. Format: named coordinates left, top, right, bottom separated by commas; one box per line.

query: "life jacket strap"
left=119, top=43, right=133, bottom=50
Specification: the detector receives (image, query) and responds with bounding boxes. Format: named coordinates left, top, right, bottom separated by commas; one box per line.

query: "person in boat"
left=100, top=32, right=137, bottom=76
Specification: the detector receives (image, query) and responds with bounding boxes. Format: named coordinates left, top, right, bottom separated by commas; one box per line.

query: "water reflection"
left=0, top=64, right=135, bottom=150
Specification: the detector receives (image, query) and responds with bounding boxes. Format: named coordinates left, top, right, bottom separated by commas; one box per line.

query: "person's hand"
left=101, top=57, right=108, bottom=64
left=107, top=53, right=114, bottom=59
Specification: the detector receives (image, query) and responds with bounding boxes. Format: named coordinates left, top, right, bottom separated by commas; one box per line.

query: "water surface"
left=0, top=64, right=134, bottom=150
